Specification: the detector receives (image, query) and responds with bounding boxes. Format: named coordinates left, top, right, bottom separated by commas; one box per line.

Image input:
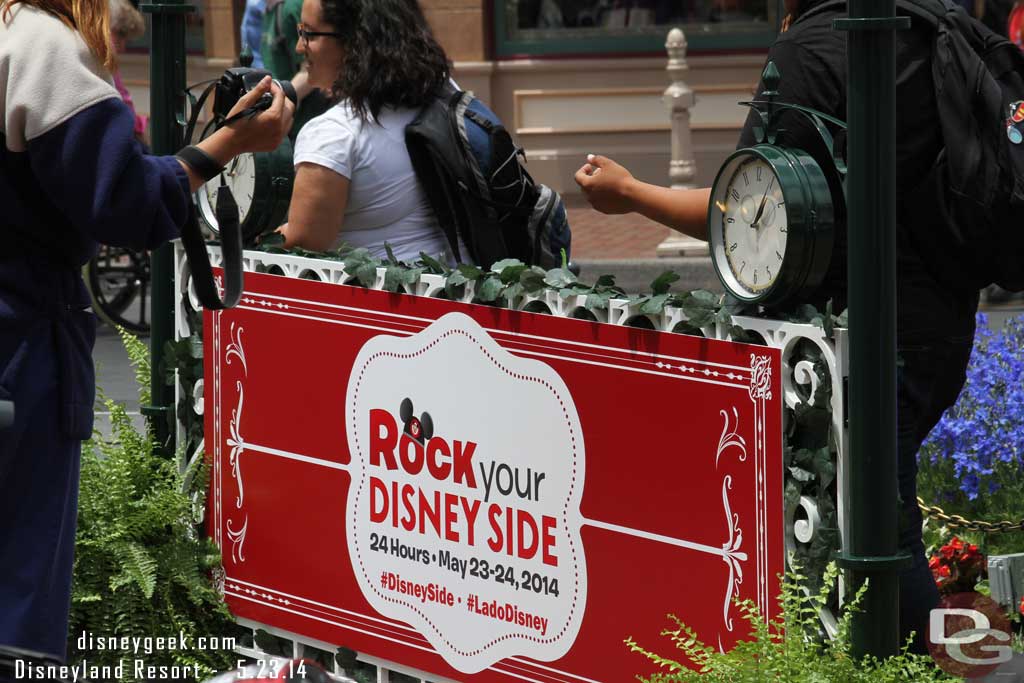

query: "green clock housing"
left=196, top=136, right=295, bottom=246
left=708, top=61, right=845, bottom=307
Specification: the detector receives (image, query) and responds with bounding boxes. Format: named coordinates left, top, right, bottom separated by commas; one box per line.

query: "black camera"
left=212, top=67, right=298, bottom=121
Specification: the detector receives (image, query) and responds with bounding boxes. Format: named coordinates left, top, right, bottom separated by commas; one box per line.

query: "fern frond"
left=117, top=326, right=152, bottom=405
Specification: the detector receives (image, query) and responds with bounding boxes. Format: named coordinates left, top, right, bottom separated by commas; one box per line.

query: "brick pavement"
left=564, top=195, right=672, bottom=260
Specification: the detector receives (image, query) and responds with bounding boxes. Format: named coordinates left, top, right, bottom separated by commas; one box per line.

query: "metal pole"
left=141, top=0, right=191, bottom=456
left=833, top=0, right=911, bottom=661
left=831, top=0, right=913, bottom=663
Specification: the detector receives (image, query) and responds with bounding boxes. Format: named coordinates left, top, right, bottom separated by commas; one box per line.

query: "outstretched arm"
left=574, top=154, right=711, bottom=242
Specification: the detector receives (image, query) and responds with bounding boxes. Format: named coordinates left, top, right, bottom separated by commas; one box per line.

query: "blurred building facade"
left=119, top=0, right=776, bottom=193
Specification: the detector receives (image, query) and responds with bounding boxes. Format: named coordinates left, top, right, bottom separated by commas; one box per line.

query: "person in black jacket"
left=576, top=0, right=978, bottom=654
left=0, top=0, right=293, bottom=666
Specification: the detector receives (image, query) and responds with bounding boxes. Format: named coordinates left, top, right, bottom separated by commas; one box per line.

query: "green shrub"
left=626, top=563, right=958, bottom=682
left=68, top=328, right=239, bottom=681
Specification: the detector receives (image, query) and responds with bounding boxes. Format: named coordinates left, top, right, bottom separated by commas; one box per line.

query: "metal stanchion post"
left=140, top=0, right=191, bottom=456
left=834, top=0, right=912, bottom=660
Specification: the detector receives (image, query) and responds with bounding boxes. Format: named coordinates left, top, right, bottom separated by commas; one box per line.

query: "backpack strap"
left=796, top=0, right=942, bottom=27
left=456, top=181, right=534, bottom=216
left=464, top=108, right=496, bottom=133
left=895, top=0, right=944, bottom=28
left=794, top=0, right=846, bottom=24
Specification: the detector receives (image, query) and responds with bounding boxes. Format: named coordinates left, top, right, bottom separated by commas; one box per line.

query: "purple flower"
left=919, top=314, right=1024, bottom=501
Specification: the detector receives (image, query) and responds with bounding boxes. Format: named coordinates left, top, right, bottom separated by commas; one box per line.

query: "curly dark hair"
left=320, top=0, right=451, bottom=122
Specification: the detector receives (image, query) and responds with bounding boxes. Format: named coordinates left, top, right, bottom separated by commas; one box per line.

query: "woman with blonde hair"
left=0, top=0, right=293, bottom=667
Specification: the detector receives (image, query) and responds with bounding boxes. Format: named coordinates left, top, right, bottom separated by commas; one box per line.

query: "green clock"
left=708, top=62, right=844, bottom=307
left=196, top=136, right=295, bottom=246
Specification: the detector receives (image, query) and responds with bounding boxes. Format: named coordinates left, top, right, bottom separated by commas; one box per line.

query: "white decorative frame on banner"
left=173, top=244, right=850, bottom=681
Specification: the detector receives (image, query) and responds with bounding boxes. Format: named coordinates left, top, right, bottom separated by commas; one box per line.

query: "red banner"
left=205, top=270, right=784, bottom=681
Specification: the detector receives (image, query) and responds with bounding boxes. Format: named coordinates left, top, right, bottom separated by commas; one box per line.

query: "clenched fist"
left=574, top=154, right=637, bottom=215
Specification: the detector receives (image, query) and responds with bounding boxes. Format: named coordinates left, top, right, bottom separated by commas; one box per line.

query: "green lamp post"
left=833, top=0, right=912, bottom=661
left=140, top=0, right=191, bottom=456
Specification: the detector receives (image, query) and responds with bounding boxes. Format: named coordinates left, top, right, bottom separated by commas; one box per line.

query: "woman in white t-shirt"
left=277, top=0, right=460, bottom=263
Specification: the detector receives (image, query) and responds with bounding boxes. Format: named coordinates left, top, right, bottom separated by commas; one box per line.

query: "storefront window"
left=498, top=0, right=780, bottom=56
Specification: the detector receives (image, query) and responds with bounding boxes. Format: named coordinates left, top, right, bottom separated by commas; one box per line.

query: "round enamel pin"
left=1008, top=101, right=1024, bottom=144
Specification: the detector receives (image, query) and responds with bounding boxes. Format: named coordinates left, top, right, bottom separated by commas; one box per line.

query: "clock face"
left=196, top=152, right=257, bottom=234
left=716, top=155, right=788, bottom=295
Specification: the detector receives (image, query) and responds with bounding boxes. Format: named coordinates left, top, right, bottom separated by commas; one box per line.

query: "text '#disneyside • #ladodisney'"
left=366, top=409, right=558, bottom=567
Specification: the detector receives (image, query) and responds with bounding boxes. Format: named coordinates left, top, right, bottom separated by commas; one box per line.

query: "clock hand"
left=751, top=177, right=775, bottom=228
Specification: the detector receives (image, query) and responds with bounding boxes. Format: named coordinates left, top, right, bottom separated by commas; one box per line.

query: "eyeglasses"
left=297, top=24, right=343, bottom=47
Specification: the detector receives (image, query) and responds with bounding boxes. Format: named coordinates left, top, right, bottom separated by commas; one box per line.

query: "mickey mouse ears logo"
left=399, top=397, right=433, bottom=446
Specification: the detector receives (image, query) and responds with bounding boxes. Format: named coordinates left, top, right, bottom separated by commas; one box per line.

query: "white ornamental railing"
left=173, top=244, right=850, bottom=679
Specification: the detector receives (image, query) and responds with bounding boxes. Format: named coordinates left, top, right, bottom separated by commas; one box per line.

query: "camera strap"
left=183, top=79, right=219, bottom=143
left=183, top=79, right=271, bottom=144
left=179, top=177, right=244, bottom=310
left=178, top=78, right=248, bottom=311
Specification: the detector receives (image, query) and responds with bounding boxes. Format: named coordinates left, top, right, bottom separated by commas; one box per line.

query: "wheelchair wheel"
left=84, top=245, right=151, bottom=335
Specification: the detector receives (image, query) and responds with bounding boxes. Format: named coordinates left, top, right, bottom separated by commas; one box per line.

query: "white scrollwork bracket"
left=749, top=353, right=773, bottom=402
left=785, top=495, right=822, bottom=554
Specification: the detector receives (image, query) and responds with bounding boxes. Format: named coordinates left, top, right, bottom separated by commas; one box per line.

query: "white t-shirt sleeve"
left=292, top=108, right=360, bottom=179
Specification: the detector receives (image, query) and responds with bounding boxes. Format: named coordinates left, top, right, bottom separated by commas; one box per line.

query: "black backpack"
left=405, top=82, right=572, bottom=269
left=807, top=0, right=1024, bottom=291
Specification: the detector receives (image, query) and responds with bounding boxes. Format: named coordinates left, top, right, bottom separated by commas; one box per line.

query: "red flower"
left=930, top=540, right=987, bottom=594
left=1019, top=596, right=1024, bottom=616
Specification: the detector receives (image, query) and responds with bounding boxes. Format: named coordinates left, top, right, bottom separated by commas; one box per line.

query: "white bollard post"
left=657, top=27, right=710, bottom=257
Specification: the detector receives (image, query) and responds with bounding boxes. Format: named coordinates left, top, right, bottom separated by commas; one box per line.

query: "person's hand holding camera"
left=177, top=76, right=295, bottom=192
left=221, top=76, right=294, bottom=153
